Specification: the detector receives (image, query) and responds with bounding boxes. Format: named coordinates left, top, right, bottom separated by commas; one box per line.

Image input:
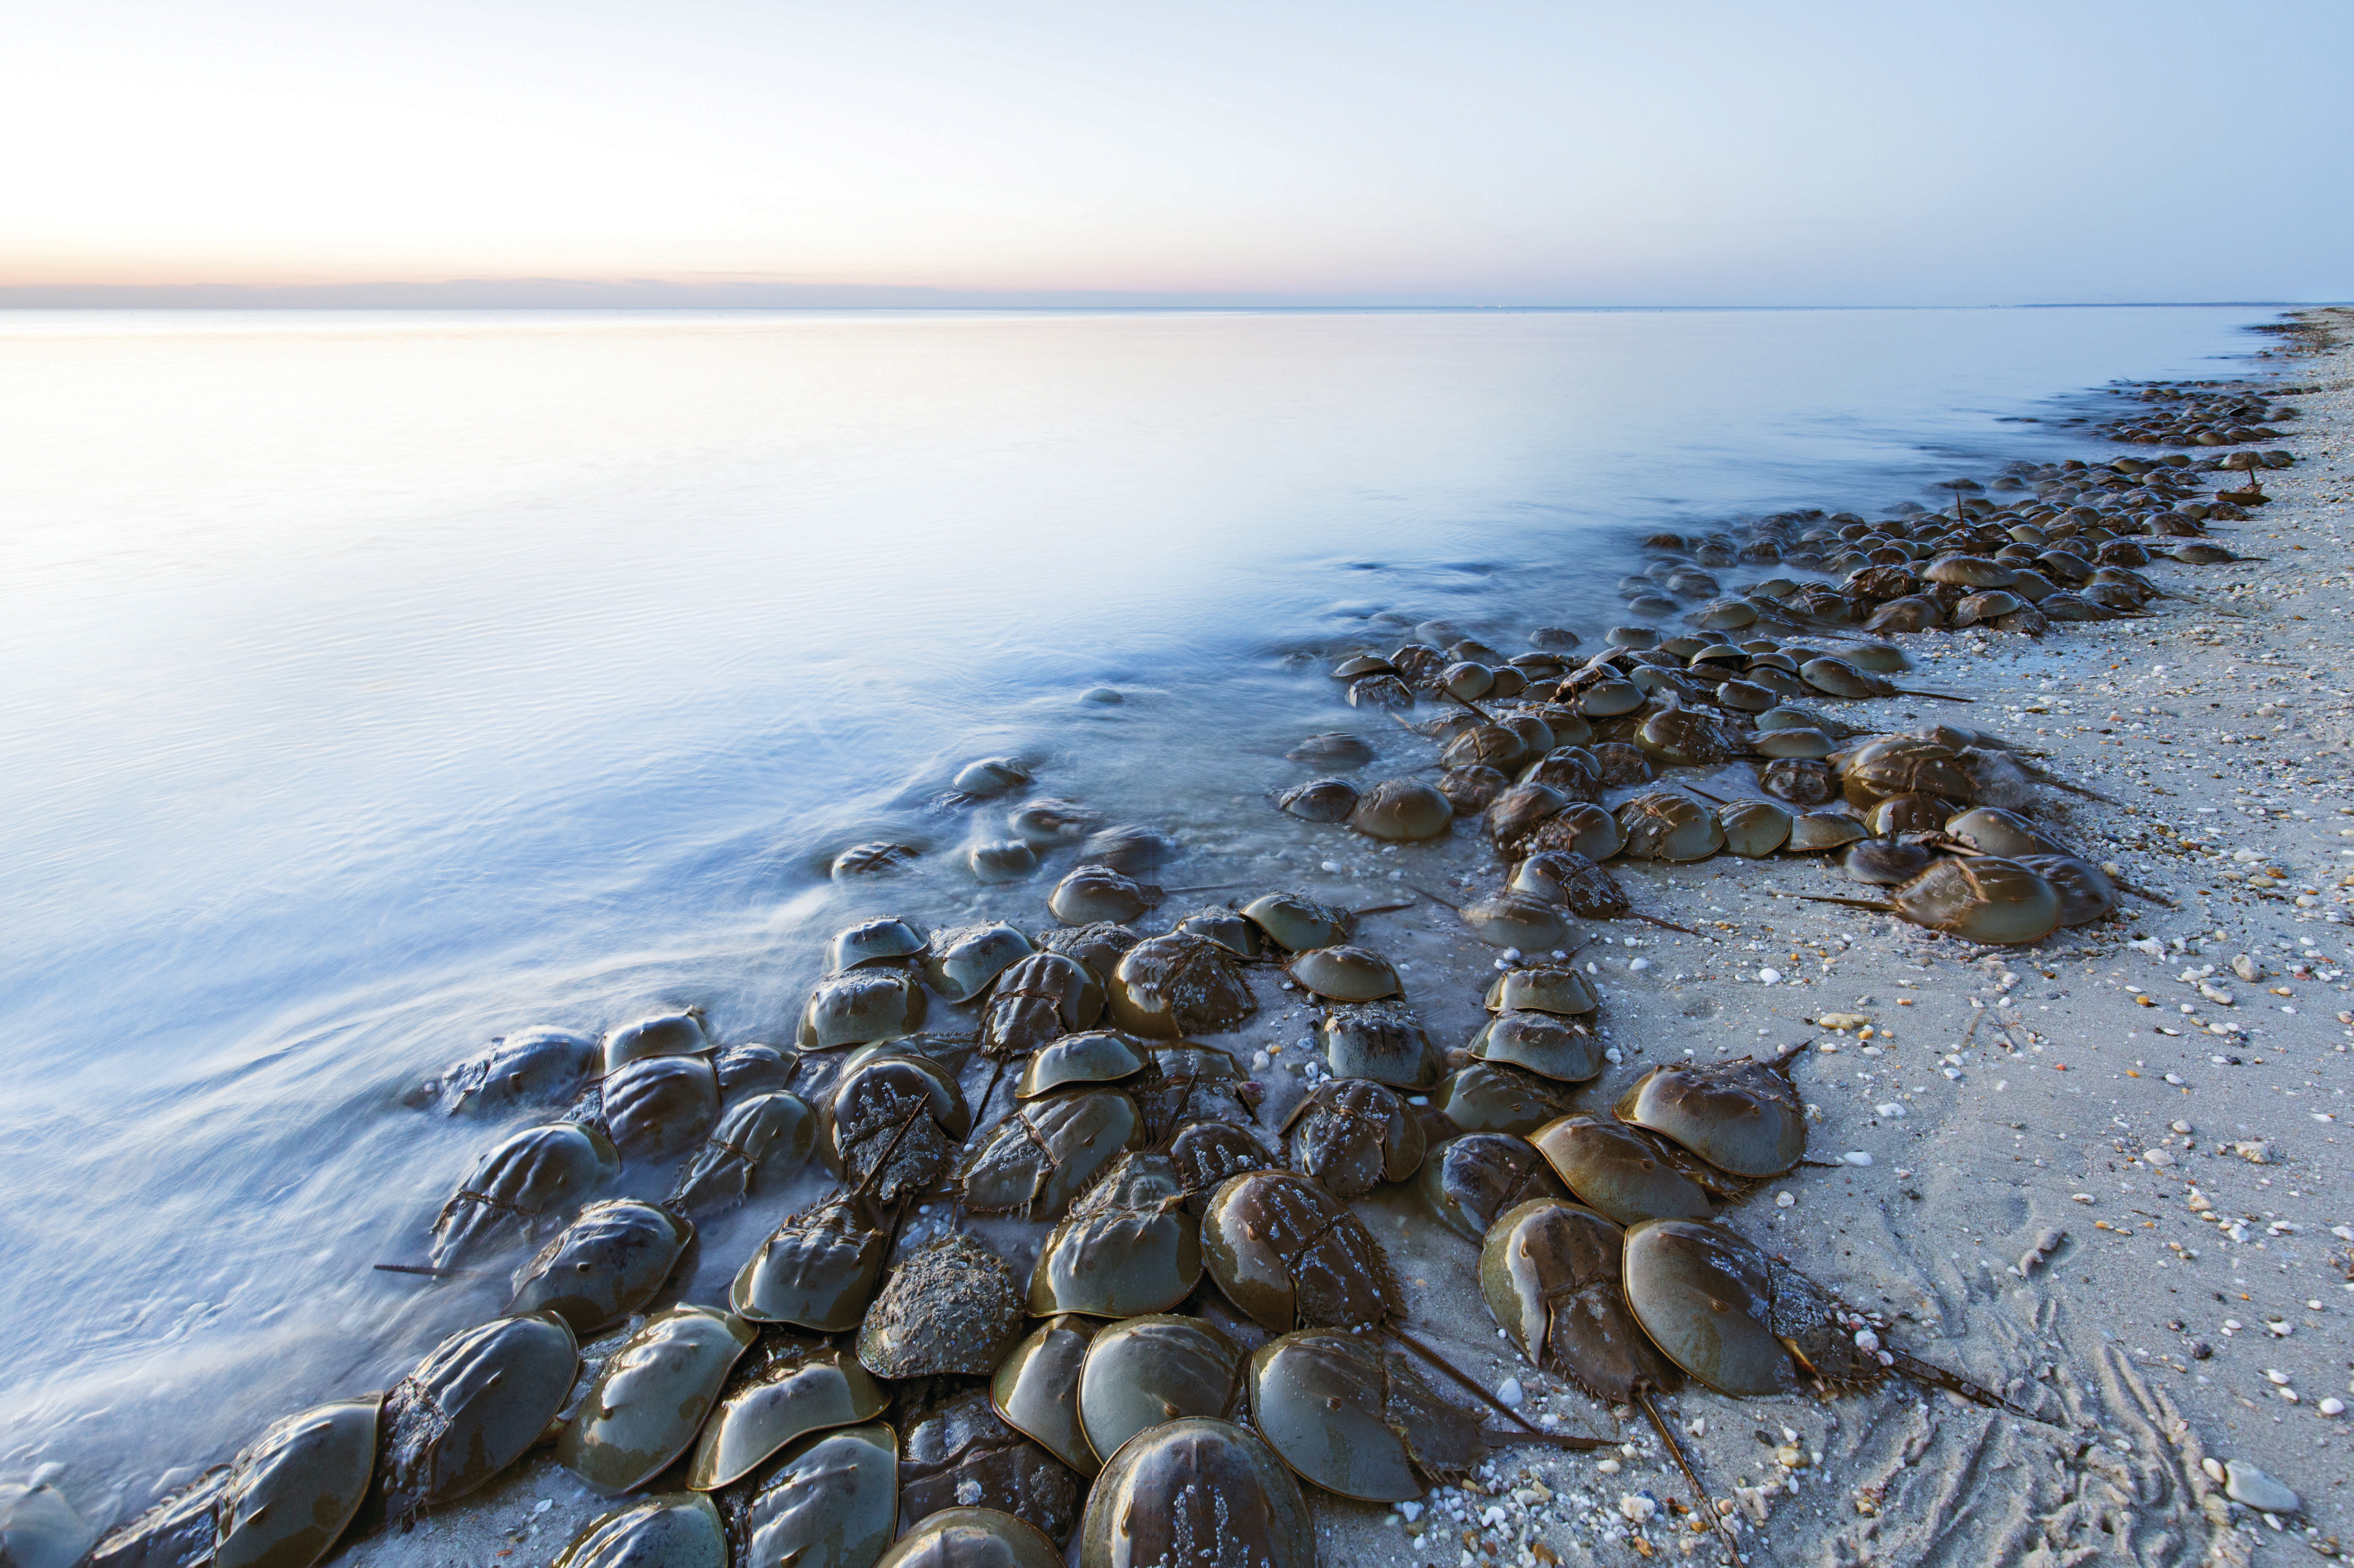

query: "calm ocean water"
left=0, top=305, right=2270, bottom=1510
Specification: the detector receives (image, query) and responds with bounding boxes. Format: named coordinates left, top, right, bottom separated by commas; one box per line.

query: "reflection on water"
left=0, top=305, right=2263, bottom=1504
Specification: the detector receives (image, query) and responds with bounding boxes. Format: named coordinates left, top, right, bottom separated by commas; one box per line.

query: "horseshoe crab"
left=415, top=1028, right=597, bottom=1115
left=1520, top=746, right=1601, bottom=797
left=602, top=1054, right=720, bottom=1164
left=429, top=1120, right=619, bottom=1265
left=1076, top=1314, right=1244, bottom=1465
left=1467, top=1011, right=1603, bottom=1083
left=1612, top=1040, right=1808, bottom=1178
left=857, top=1231, right=1024, bottom=1378
left=1348, top=779, right=1452, bottom=842
left=1034, top=922, right=1141, bottom=987
left=1175, top=905, right=1264, bottom=959
left=98, top=1397, right=381, bottom=1568
left=1484, top=964, right=1596, bottom=1016
left=1028, top=1152, right=1203, bottom=1318
left=876, top=1510, right=1061, bottom=1568
left=1807, top=854, right=2062, bottom=944
left=731, top=1109, right=927, bottom=1330
left=1429, top=1062, right=1579, bottom=1136
left=670, top=1092, right=815, bottom=1216
left=1014, top=1030, right=1148, bottom=1098
left=798, top=970, right=927, bottom=1053
left=1760, top=757, right=1834, bottom=807
left=604, top=1011, right=709, bottom=1073
left=716, top=1044, right=798, bottom=1097
left=508, top=1198, right=693, bottom=1334
left=1282, top=1079, right=1424, bottom=1197
left=1616, top=792, right=1725, bottom=862
left=901, top=1390, right=1079, bottom=1546
left=827, top=920, right=927, bottom=975
left=1838, top=738, right=1976, bottom=808
left=1318, top=1001, right=1443, bottom=1088
left=375, top=1313, right=579, bottom=1523
left=1800, top=656, right=1965, bottom=703
left=1287, top=732, right=1377, bottom=769
left=1526, top=1115, right=1734, bottom=1226
left=1286, top=944, right=1401, bottom=1002
left=1130, top=1044, right=1259, bottom=1140
left=1248, top=1331, right=1564, bottom=1501
left=1079, top=824, right=1178, bottom=875
left=1843, top=835, right=1937, bottom=885
left=1621, top=1219, right=2028, bottom=1412
left=992, top=1317, right=1101, bottom=1478
left=1009, top=798, right=1103, bottom=847
left=981, top=952, right=1107, bottom=1057
left=690, top=1340, right=888, bottom=1491
left=1417, top=1132, right=1568, bottom=1242
left=1200, top=1170, right=1395, bottom=1333
left=1943, top=805, right=2066, bottom=857
left=1240, top=892, right=1351, bottom=953
left=1514, top=801, right=1621, bottom=861
left=1717, top=798, right=1794, bottom=856
left=1076, top=1419, right=1312, bottom=1568
left=557, top=1305, right=756, bottom=1494
left=1164, top=1120, right=1281, bottom=1213
left=829, top=1047, right=969, bottom=1200
left=920, top=923, right=1033, bottom=1004
left=1107, top=933, right=1255, bottom=1038
left=1050, top=867, right=1161, bottom=927
left=2015, top=852, right=2118, bottom=925
left=831, top=843, right=919, bottom=879
left=1278, top=778, right=1358, bottom=823
left=1456, top=890, right=1570, bottom=951
left=1509, top=850, right=1625, bottom=917
left=727, top=1423, right=898, bottom=1568
left=956, top=1088, right=1143, bottom=1218
left=553, top=1494, right=726, bottom=1568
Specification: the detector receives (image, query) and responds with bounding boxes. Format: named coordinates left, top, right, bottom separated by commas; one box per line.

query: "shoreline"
left=16, top=310, right=2351, bottom=1568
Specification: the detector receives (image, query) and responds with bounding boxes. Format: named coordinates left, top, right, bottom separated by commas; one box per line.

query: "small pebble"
left=1496, top=1377, right=1525, bottom=1407
left=2223, top=1460, right=2300, bottom=1515
left=1758, top=967, right=1781, bottom=985
left=1842, top=1151, right=1873, bottom=1166
left=1774, top=1191, right=1794, bottom=1208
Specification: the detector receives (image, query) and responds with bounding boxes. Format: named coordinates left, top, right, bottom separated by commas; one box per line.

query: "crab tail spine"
left=1384, top=1325, right=1547, bottom=1438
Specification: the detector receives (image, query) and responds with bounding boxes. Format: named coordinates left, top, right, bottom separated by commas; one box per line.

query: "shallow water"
left=0, top=304, right=2270, bottom=1513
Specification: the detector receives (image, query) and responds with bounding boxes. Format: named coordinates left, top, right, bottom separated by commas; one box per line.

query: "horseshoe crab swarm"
left=27, top=399, right=2283, bottom=1568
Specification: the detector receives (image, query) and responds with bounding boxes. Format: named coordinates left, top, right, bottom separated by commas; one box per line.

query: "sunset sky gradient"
left=7, top=0, right=2350, bottom=306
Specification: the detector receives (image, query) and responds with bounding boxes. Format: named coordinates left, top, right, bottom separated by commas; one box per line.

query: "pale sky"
left=6, top=0, right=2350, bottom=306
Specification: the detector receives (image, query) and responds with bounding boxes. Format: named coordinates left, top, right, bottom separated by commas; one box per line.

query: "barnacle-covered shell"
left=1480, top=1200, right=1680, bottom=1402
left=991, top=1317, right=1102, bottom=1478
left=1078, top=1315, right=1244, bottom=1466
left=1281, top=1079, right=1425, bottom=1198
left=828, top=1048, right=970, bottom=1201
left=552, top=1494, right=726, bottom=1568
left=508, top=1198, right=694, bottom=1335
left=689, top=1341, right=887, bottom=1491
left=858, top=1233, right=1024, bottom=1378
left=557, top=1305, right=756, bottom=1494
left=1028, top=1153, right=1203, bottom=1318
left=1199, top=1171, right=1396, bottom=1332
left=430, top=1120, right=620, bottom=1265
left=1076, top=1419, right=1312, bottom=1568
left=731, top=1423, right=898, bottom=1568
left=1164, top=1120, right=1282, bottom=1214
left=1612, top=1054, right=1806, bottom=1178
left=921, top=922, right=1034, bottom=1004
left=957, top=1089, right=1143, bottom=1218
left=1318, top=1001, right=1442, bottom=1088
left=1286, top=945, right=1401, bottom=1002
left=376, top=1314, right=580, bottom=1521
left=1108, top=934, right=1256, bottom=1039
left=1416, top=1133, right=1567, bottom=1242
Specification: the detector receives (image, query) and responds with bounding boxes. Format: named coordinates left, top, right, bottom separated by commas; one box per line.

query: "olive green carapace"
left=730, top=1423, right=898, bottom=1568
left=1077, top=1419, right=1313, bottom=1568
left=1199, top=1171, right=1398, bottom=1333
left=1028, top=1153, right=1203, bottom=1319
left=1479, top=1200, right=1681, bottom=1405
left=553, top=1494, right=728, bottom=1568
left=1610, top=1047, right=1808, bottom=1180
left=508, top=1199, right=693, bottom=1335
left=990, top=1316, right=1102, bottom=1479
left=1526, top=1115, right=1725, bottom=1227
left=690, top=1341, right=888, bottom=1491
left=1077, top=1315, right=1243, bottom=1465
left=557, top=1305, right=756, bottom=1494
left=374, top=1313, right=579, bottom=1523
left=957, top=1089, right=1144, bottom=1219
left=212, top=1397, right=381, bottom=1568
